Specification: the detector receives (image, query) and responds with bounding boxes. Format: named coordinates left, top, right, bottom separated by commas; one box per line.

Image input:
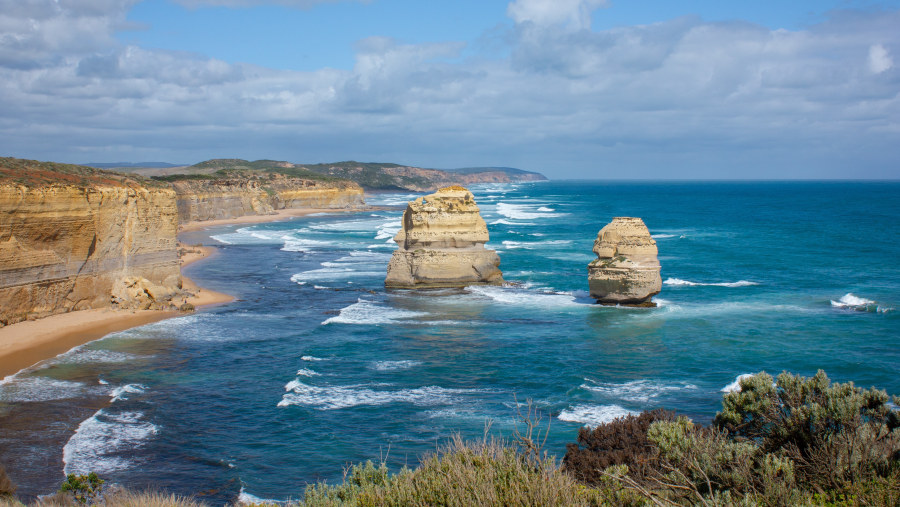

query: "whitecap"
left=558, top=404, right=636, bottom=427
left=322, top=299, right=429, bottom=325
left=301, top=355, right=325, bottom=361
left=282, top=238, right=331, bottom=252
left=296, top=368, right=319, bottom=377
left=664, top=278, right=759, bottom=288
left=466, top=285, right=588, bottom=308
left=110, top=384, right=147, bottom=402
left=721, top=374, right=755, bottom=393
left=278, top=382, right=475, bottom=410
left=500, top=239, right=573, bottom=250
left=490, top=219, right=536, bottom=226
left=63, top=410, right=158, bottom=475
left=370, top=360, right=423, bottom=371
left=0, top=377, right=93, bottom=402
left=495, top=202, right=566, bottom=220
left=290, top=267, right=383, bottom=284
left=536, top=206, right=555, bottom=212
left=238, top=487, right=284, bottom=506
left=651, top=233, right=677, bottom=239
left=581, top=379, right=697, bottom=403
left=830, top=293, right=881, bottom=312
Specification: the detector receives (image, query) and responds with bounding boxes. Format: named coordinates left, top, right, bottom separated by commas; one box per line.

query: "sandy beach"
left=0, top=243, right=232, bottom=379
left=178, top=207, right=361, bottom=232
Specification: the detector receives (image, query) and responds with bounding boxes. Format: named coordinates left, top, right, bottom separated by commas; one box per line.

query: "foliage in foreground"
left=564, top=370, right=900, bottom=506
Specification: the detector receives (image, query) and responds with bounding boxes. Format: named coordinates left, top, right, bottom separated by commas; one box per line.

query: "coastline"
left=177, top=207, right=366, bottom=233
left=0, top=243, right=232, bottom=379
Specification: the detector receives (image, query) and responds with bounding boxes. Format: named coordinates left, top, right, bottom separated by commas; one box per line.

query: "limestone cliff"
left=0, top=158, right=182, bottom=326
left=171, top=174, right=365, bottom=224
left=385, top=186, right=503, bottom=288
left=587, top=217, right=661, bottom=306
left=301, top=162, right=548, bottom=192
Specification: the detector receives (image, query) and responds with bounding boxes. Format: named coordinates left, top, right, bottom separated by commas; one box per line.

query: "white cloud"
left=507, top=0, right=608, bottom=30
left=869, top=43, right=893, bottom=73
left=0, top=3, right=898, bottom=178
left=171, top=0, right=363, bottom=8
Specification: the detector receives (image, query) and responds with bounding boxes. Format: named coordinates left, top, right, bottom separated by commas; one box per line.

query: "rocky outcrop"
left=587, top=217, right=661, bottom=306
left=385, top=186, right=503, bottom=288
left=0, top=159, right=183, bottom=325
left=172, top=175, right=365, bottom=224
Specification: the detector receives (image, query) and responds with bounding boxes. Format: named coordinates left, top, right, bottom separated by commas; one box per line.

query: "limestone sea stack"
left=587, top=217, right=662, bottom=306
left=385, top=186, right=503, bottom=288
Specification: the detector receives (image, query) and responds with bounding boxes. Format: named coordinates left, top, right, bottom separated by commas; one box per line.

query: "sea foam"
left=581, top=379, right=697, bottom=403
left=830, top=293, right=891, bottom=312
left=558, top=404, right=636, bottom=427
left=664, top=278, right=759, bottom=288
left=278, top=381, right=474, bottom=410
left=63, top=410, right=159, bottom=475
left=322, top=299, right=428, bottom=325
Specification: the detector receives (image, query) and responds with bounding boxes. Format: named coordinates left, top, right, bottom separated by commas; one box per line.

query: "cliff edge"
left=385, top=186, right=503, bottom=288
left=0, top=158, right=182, bottom=326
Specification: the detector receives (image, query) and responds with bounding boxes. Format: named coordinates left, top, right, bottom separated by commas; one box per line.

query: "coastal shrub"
left=0, top=466, right=14, bottom=499
left=301, top=434, right=606, bottom=506
left=714, top=370, right=900, bottom=489
left=58, top=473, right=103, bottom=505
left=562, top=408, right=675, bottom=485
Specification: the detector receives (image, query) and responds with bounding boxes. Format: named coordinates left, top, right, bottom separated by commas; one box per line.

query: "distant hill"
left=447, top=166, right=545, bottom=177
left=84, top=162, right=185, bottom=169
left=113, top=158, right=548, bottom=191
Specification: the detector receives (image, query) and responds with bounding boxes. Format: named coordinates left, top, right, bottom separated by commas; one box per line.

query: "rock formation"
left=171, top=175, right=365, bottom=224
left=587, top=217, right=661, bottom=306
left=385, top=186, right=503, bottom=288
left=0, top=158, right=183, bottom=326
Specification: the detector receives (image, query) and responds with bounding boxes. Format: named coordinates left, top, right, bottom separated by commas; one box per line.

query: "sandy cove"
left=0, top=243, right=232, bottom=379
left=0, top=207, right=375, bottom=379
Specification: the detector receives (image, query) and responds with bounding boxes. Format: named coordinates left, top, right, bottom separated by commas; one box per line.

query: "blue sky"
left=1, top=0, right=899, bottom=178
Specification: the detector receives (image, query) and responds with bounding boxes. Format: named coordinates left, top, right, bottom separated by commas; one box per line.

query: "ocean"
left=1, top=180, right=898, bottom=503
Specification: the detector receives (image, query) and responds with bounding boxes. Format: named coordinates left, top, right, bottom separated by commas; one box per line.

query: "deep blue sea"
left=2, top=181, right=899, bottom=503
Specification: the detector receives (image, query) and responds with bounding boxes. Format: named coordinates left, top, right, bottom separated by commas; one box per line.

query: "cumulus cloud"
left=171, top=0, right=363, bottom=8
left=0, top=2, right=898, bottom=178
left=869, top=43, right=893, bottom=73
left=507, top=0, right=608, bottom=30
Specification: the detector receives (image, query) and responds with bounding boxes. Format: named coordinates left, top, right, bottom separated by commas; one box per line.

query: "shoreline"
left=177, top=206, right=370, bottom=233
left=0, top=244, right=233, bottom=379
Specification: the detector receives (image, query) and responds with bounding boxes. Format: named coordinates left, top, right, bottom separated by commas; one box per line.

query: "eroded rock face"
left=588, top=217, right=661, bottom=306
left=172, top=176, right=365, bottom=224
left=0, top=182, right=183, bottom=325
left=385, top=186, right=503, bottom=288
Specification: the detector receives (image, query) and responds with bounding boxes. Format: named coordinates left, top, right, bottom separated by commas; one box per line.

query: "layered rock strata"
left=0, top=161, right=182, bottom=325
left=172, top=176, right=365, bottom=224
left=587, top=217, right=661, bottom=306
left=385, top=186, right=503, bottom=288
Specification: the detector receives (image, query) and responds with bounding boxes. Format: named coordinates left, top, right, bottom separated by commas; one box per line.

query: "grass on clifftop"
left=0, top=157, right=164, bottom=188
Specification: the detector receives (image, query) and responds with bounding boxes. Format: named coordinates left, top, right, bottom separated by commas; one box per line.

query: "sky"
left=1, top=0, right=899, bottom=179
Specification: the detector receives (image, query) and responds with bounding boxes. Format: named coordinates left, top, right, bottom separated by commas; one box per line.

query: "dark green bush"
left=563, top=408, right=675, bottom=485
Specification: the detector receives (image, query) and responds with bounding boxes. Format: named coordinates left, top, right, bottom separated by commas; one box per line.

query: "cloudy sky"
left=1, top=0, right=898, bottom=178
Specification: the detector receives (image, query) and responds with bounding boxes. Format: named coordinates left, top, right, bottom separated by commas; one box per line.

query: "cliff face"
left=297, top=162, right=548, bottom=191
left=0, top=160, right=181, bottom=325
left=385, top=186, right=503, bottom=288
left=172, top=176, right=365, bottom=223
left=587, top=217, right=662, bottom=306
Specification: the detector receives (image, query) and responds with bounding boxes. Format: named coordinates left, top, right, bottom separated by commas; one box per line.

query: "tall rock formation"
left=0, top=158, right=182, bottom=326
left=587, top=217, right=661, bottom=306
left=385, top=186, right=503, bottom=288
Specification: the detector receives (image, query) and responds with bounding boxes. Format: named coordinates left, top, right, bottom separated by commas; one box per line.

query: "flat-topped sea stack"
left=385, top=186, right=503, bottom=288
left=588, top=217, right=661, bottom=307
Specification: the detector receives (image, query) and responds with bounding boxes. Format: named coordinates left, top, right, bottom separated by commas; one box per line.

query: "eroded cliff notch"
left=385, top=186, right=503, bottom=288
left=588, top=217, right=661, bottom=307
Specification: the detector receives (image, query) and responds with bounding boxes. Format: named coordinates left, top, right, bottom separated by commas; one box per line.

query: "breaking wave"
left=664, top=278, right=759, bottom=288
left=830, top=293, right=893, bottom=313
left=322, top=299, right=429, bottom=325
left=558, top=404, right=636, bottom=427
left=278, top=381, right=478, bottom=410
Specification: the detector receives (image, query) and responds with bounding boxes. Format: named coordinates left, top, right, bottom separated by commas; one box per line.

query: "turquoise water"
left=1, top=181, right=898, bottom=503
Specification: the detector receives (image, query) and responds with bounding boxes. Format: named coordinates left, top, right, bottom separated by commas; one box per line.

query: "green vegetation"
left=0, top=157, right=163, bottom=188
left=564, top=370, right=900, bottom=506
left=2, top=370, right=896, bottom=506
